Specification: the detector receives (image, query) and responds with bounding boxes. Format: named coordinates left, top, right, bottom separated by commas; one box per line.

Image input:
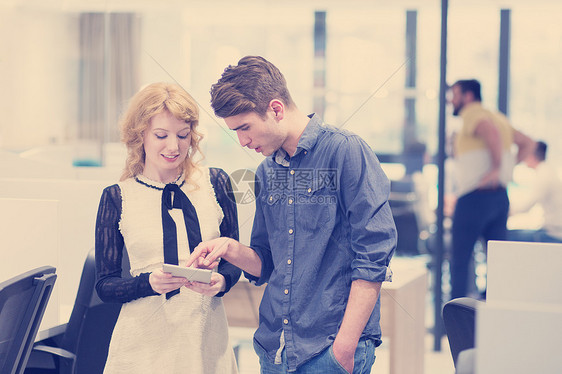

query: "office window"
left=511, top=4, right=562, bottom=163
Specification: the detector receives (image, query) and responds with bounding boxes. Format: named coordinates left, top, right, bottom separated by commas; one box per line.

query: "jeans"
left=451, top=187, right=509, bottom=299
left=254, top=337, right=376, bottom=374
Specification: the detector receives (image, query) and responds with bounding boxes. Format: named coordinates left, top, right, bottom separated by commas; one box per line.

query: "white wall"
left=0, top=198, right=60, bottom=329
left=0, top=151, right=118, bottom=323
left=0, top=8, right=77, bottom=150
left=0, top=150, right=256, bottom=326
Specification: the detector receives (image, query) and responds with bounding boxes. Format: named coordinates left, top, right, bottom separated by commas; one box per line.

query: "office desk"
left=223, top=258, right=428, bottom=374
left=380, top=258, right=428, bottom=374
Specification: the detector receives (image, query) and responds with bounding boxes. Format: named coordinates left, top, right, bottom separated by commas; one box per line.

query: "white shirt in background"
left=510, top=162, right=562, bottom=239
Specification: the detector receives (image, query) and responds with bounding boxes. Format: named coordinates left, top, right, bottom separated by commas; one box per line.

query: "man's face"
left=224, top=110, right=287, bottom=156
left=450, top=85, right=466, bottom=116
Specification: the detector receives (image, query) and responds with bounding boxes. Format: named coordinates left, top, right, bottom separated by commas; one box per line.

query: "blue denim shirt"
left=247, top=114, right=396, bottom=371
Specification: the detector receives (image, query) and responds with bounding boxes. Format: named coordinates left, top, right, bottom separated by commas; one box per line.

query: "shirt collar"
left=272, top=113, right=322, bottom=166
left=135, top=172, right=185, bottom=191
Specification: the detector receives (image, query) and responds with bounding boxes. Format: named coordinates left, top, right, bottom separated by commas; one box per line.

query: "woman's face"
left=142, top=110, right=192, bottom=183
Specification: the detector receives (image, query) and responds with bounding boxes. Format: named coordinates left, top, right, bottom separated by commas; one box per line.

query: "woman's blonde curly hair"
left=119, top=82, right=203, bottom=183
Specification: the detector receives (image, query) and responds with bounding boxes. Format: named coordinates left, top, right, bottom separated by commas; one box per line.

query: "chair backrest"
left=0, top=266, right=57, bottom=374
left=442, top=297, right=484, bottom=368
left=58, top=248, right=126, bottom=374
left=389, top=178, right=421, bottom=256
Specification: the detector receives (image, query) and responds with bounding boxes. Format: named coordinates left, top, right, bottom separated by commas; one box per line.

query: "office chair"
left=25, top=248, right=127, bottom=374
left=389, top=178, right=422, bottom=256
left=0, top=266, right=57, bottom=374
left=442, top=297, right=484, bottom=369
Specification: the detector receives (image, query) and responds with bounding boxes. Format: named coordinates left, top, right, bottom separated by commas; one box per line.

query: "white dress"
left=102, top=168, right=238, bottom=374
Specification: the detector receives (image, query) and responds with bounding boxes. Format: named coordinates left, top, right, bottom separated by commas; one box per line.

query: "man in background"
left=448, top=79, right=534, bottom=299
left=509, top=141, right=562, bottom=243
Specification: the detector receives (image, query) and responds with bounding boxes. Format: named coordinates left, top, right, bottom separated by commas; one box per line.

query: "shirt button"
left=304, top=151, right=308, bottom=155
left=290, top=170, right=295, bottom=175
left=269, top=195, right=273, bottom=202
left=284, top=289, right=289, bottom=295
left=287, top=259, right=292, bottom=265
left=283, top=319, right=289, bottom=325
left=289, top=228, right=294, bottom=234
left=307, top=188, right=312, bottom=193
left=288, top=198, right=293, bottom=205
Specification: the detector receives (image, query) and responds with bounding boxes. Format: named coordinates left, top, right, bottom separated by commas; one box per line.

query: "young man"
left=509, top=141, right=562, bottom=243
left=188, top=56, right=396, bottom=373
left=449, top=79, right=534, bottom=299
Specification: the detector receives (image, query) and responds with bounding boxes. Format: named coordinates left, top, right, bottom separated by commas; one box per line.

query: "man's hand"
left=149, top=269, right=188, bottom=294
left=332, top=279, right=381, bottom=373
left=332, top=337, right=355, bottom=373
left=186, top=237, right=233, bottom=269
left=184, top=272, right=226, bottom=297
left=186, top=237, right=262, bottom=278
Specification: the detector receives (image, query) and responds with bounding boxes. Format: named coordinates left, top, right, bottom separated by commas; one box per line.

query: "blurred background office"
left=2, top=1, right=562, bottom=373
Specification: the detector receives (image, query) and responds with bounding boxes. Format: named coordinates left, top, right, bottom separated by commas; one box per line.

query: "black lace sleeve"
left=95, top=184, right=158, bottom=303
left=209, top=167, right=242, bottom=297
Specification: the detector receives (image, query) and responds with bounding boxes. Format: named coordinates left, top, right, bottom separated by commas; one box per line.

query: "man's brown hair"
left=210, top=56, right=294, bottom=118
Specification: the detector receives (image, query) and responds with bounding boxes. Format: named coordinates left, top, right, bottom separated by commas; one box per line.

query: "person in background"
left=95, top=82, right=241, bottom=373
left=508, top=140, right=562, bottom=243
left=187, top=56, right=396, bottom=374
left=448, top=79, right=534, bottom=300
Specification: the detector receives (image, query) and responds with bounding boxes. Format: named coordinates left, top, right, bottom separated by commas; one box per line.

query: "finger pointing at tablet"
left=186, top=237, right=231, bottom=269
left=187, top=237, right=262, bottom=278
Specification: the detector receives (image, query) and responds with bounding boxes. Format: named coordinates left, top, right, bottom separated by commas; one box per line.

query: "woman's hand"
left=149, top=269, right=188, bottom=294
left=184, top=272, right=226, bottom=297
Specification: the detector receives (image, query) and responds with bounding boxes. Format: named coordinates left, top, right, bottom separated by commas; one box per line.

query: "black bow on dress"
left=161, top=183, right=202, bottom=299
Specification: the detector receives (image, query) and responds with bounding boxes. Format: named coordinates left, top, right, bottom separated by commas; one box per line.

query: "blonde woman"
left=95, top=82, right=240, bottom=373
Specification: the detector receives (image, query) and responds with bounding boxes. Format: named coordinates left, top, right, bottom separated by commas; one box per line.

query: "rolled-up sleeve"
left=337, top=136, right=397, bottom=283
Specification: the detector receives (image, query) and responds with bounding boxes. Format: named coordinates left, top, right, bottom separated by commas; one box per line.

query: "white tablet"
left=162, top=264, right=212, bottom=284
